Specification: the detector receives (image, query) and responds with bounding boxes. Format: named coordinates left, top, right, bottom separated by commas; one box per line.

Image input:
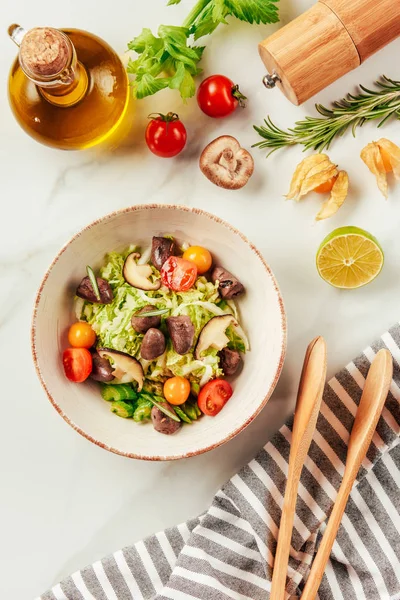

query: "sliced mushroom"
left=140, top=328, right=166, bottom=360
left=123, top=252, right=161, bottom=291
left=166, top=316, right=195, bottom=355
left=76, top=276, right=113, bottom=304
left=90, top=351, right=115, bottom=382
left=200, top=136, right=254, bottom=190
left=211, top=266, right=245, bottom=300
left=131, top=305, right=161, bottom=333
left=151, top=237, right=179, bottom=271
left=195, top=315, right=238, bottom=360
left=219, top=348, right=242, bottom=376
left=97, top=348, right=144, bottom=390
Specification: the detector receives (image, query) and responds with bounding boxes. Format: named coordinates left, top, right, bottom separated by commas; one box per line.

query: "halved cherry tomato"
left=182, top=246, right=212, bottom=274
left=63, top=348, right=92, bottom=383
left=161, top=256, right=197, bottom=291
left=164, top=376, right=191, bottom=405
left=198, top=379, right=233, bottom=416
left=68, top=322, right=96, bottom=348
left=313, top=175, right=338, bottom=194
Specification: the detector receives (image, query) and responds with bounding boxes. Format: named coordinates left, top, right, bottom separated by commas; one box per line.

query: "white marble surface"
left=1, top=1, right=400, bottom=597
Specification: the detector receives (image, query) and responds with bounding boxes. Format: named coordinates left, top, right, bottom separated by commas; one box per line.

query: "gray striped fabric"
left=40, top=325, right=400, bottom=600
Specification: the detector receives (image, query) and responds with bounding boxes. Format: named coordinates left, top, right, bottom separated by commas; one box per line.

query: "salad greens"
left=98, top=383, right=202, bottom=424
left=76, top=247, right=248, bottom=390
left=127, top=0, right=279, bottom=99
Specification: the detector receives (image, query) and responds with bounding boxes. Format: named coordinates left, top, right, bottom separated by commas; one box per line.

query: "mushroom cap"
left=195, top=314, right=238, bottom=360
left=123, top=252, right=161, bottom=291
left=97, top=348, right=144, bottom=391
left=199, top=136, right=254, bottom=190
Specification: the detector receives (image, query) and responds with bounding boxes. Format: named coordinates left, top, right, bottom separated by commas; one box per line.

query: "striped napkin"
left=40, top=325, right=400, bottom=600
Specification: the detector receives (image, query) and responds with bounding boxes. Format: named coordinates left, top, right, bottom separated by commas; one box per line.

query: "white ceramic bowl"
left=32, top=205, right=286, bottom=460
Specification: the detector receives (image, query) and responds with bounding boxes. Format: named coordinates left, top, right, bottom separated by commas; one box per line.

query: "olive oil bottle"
left=8, top=25, right=132, bottom=150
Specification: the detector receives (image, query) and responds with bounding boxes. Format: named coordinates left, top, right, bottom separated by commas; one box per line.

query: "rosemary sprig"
left=253, top=76, right=400, bottom=156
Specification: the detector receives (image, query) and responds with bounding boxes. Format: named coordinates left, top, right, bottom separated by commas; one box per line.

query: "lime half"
left=316, top=226, right=384, bottom=289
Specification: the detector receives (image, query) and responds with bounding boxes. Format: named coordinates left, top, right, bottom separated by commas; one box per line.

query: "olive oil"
left=8, top=25, right=132, bottom=150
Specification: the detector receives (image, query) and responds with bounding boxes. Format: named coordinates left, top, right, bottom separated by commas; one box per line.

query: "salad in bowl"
left=32, top=204, right=286, bottom=460
left=62, top=236, right=249, bottom=435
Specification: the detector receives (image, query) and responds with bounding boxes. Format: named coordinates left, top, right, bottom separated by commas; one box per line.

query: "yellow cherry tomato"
left=313, top=174, right=338, bottom=194
left=163, top=376, right=191, bottom=405
left=379, top=147, right=393, bottom=173
left=182, top=246, right=212, bottom=275
left=68, top=322, right=96, bottom=349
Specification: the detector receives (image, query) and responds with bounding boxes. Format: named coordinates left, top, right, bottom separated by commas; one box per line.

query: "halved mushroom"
left=76, top=276, right=113, bottom=304
left=90, top=351, right=115, bottom=382
left=200, top=136, right=254, bottom=190
left=140, top=328, right=166, bottom=361
left=211, top=266, right=245, bottom=300
left=151, top=403, right=182, bottom=435
left=195, top=315, right=238, bottom=360
left=219, top=348, right=242, bottom=376
left=166, top=316, right=195, bottom=355
left=131, top=305, right=162, bottom=333
left=151, top=237, right=179, bottom=271
left=97, top=348, right=144, bottom=391
left=123, top=252, right=161, bottom=291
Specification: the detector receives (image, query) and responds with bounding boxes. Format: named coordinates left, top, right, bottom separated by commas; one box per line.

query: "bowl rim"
left=31, top=203, right=287, bottom=461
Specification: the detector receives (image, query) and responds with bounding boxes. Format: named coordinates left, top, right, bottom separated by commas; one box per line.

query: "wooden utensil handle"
left=300, top=473, right=353, bottom=600
left=300, top=350, right=392, bottom=600
left=270, top=337, right=327, bottom=600
left=270, top=472, right=299, bottom=600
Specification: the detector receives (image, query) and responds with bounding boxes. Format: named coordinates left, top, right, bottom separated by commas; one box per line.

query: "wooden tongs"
left=270, top=338, right=392, bottom=600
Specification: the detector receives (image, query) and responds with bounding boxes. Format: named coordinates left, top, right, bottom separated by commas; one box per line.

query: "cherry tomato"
left=182, top=246, right=212, bottom=274
left=145, top=112, right=187, bottom=158
left=68, top=322, right=96, bottom=348
left=197, top=75, right=246, bottom=118
left=164, top=376, right=191, bottom=405
left=161, top=256, right=197, bottom=291
left=63, top=348, right=92, bottom=383
left=198, top=379, right=233, bottom=416
left=379, top=147, right=393, bottom=173
left=313, top=175, right=338, bottom=194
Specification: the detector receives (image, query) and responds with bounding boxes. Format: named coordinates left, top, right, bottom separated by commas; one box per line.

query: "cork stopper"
left=19, top=27, right=71, bottom=78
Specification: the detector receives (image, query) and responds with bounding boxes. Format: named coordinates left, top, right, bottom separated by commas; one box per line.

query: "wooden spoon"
left=300, top=348, right=393, bottom=600
left=270, top=336, right=327, bottom=600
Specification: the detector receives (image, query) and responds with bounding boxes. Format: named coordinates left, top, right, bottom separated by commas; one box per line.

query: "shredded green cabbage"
left=76, top=247, right=247, bottom=387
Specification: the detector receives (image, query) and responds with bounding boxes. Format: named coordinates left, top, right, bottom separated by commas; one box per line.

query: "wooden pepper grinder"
left=259, top=0, right=400, bottom=105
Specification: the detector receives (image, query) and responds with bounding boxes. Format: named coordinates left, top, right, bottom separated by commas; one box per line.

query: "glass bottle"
left=8, top=24, right=133, bottom=150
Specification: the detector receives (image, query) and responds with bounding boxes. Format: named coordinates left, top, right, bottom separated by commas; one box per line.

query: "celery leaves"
left=127, top=0, right=279, bottom=99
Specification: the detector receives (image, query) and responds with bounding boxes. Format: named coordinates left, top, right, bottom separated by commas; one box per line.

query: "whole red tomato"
left=197, top=75, right=247, bottom=118
left=145, top=112, right=187, bottom=158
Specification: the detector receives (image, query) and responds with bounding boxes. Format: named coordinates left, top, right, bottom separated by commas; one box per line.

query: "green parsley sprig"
left=127, top=0, right=279, bottom=100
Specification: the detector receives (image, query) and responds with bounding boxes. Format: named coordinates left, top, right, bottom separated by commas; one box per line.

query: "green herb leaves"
left=127, top=0, right=279, bottom=100
left=127, top=26, right=204, bottom=99
left=225, top=0, right=279, bottom=24
left=253, top=77, right=400, bottom=155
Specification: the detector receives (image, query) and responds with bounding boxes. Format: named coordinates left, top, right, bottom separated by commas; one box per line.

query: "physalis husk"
left=286, top=154, right=348, bottom=220
left=286, top=154, right=336, bottom=201
left=316, top=171, right=349, bottom=221
left=360, top=138, right=400, bottom=198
